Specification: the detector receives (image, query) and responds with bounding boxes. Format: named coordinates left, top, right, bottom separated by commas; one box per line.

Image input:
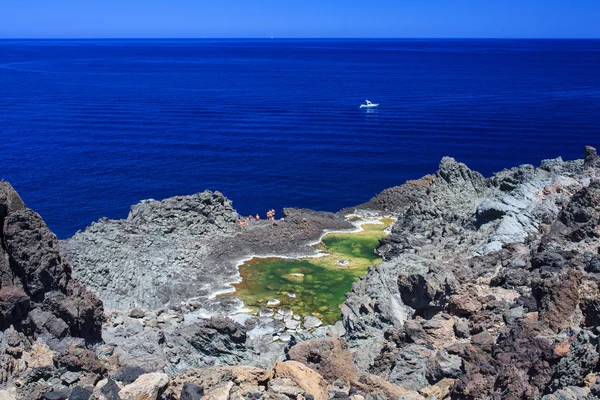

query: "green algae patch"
left=282, top=273, right=305, bottom=283
left=222, top=217, right=394, bottom=325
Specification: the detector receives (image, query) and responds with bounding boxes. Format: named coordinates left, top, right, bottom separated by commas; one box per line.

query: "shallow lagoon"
left=223, top=218, right=394, bottom=324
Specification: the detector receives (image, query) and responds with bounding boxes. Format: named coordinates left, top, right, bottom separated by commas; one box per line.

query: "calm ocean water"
left=1, top=39, right=599, bottom=239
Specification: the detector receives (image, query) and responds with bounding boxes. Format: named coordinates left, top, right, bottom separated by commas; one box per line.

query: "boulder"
left=548, top=331, right=599, bottom=392
left=202, top=382, right=233, bottom=400
left=272, top=361, right=329, bottom=400
left=447, top=294, right=482, bottom=316
left=54, top=346, right=106, bottom=375
left=168, top=366, right=270, bottom=397
left=180, top=383, right=203, bottom=400
left=67, top=387, right=92, bottom=400
left=170, top=317, right=247, bottom=366
left=303, top=316, right=322, bottom=330
left=418, top=378, right=455, bottom=399
left=397, top=272, right=456, bottom=314
left=475, top=199, right=515, bottom=224
left=584, top=146, right=600, bottom=168
left=358, top=374, right=425, bottom=399
left=268, top=377, right=304, bottom=397
left=288, top=338, right=358, bottom=383
left=453, top=319, right=470, bottom=339
left=426, top=349, right=462, bottom=381
left=112, top=366, right=147, bottom=385
left=99, top=377, right=121, bottom=400
left=119, top=372, right=169, bottom=400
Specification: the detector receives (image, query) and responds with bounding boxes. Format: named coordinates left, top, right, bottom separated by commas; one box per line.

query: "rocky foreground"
left=2, top=146, right=600, bottom=399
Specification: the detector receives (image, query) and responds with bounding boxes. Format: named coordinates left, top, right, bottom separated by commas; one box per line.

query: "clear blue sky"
left=2, top=0, right=599, bottom=39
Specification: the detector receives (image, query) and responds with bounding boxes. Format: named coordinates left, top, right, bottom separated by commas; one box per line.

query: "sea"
left=1, top=39, right=599, bottom=239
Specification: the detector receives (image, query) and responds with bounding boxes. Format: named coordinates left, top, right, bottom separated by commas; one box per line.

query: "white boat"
left=360, top=100, right=379, bottom=108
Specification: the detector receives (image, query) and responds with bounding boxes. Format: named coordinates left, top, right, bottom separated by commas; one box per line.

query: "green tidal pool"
left=222, top=218, right=394, bottom=324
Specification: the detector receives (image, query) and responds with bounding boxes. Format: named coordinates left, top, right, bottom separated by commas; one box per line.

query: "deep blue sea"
left=1, top=39, right=599, bottom=239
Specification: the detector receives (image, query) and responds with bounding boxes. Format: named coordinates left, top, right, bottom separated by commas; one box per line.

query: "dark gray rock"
left=397, top=273, right=453, bottom=313
left=548, top=331, right=599, bottom=392
left=552, top=180, right=600, bottom=243
left=68, top=387, right=92, bottom=400
left=586, top=255, right=600, bottom=273
left=100, top=378, right=120, bottom=400
left=180, top=382, right=204, bottom=400
left=503, top=306, right=525, bottom=325
left=453, top=320, right=470, bottom=339
left=491, top=164, right=536, bottom=192
left=177, top=317, right=246, bottom=356
left=28, top=308, right=70, bottom=342
left=129, top=308, right=145, bottom=319
left=426, top=349, right=463, bottom=382
left=44, top=391, right=69, bottom=400
left=60, top=371, right=81, bottom=385
left=584, top=146, right=600, bottom=168
left=0, top=180, right=104, bottom=355
left=387, top=344, right=430, bottom=390
left=112, top=365, right=147, bottom=384
left=475, top=199, right=513, bottom=224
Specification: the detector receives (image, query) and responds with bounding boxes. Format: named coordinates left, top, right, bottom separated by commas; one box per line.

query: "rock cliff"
left=4, top=146, right=600, bottom=399
left=342, top=147, right=600, bottom=398
left=0, top=180, right=104, bottom=390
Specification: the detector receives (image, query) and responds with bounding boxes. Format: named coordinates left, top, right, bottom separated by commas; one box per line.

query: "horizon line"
left=1, top=37, right=600, bottom=40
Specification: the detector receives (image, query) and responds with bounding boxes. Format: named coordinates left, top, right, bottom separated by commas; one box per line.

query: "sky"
left=1, top=0, right=599, bottom=39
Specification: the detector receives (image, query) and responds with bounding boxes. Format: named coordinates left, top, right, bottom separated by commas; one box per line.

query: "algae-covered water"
left=224, top=218, right=393, bottom=324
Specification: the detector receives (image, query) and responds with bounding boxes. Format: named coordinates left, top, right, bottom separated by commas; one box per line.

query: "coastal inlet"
left=221, top=217, right=394, bottom=324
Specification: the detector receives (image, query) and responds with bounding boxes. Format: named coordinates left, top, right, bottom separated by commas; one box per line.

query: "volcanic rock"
left=341, top=147, right=600, bottom=397
left=180, top=383, right=203, bottom=400
left=0, top=181, right=104, bottom=345
left=0, top=180, right=105, bottom=392
left=288, top=338, right=358, bottom=383
left=584, top=145, right=600, bottom=168
left=119, top=372, right=169, bottom=400
left=5, top=147, right=600, bottom=398
left=303, top=316, right=323, bottom=330
left=273, top=361, right=329, bottom=400
left=62, top=192, right=353, bottom=312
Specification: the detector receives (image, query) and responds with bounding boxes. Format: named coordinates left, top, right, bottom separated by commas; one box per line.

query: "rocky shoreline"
left=2, top=146, right=600, bottom=399
left=61, top=197, right=355, bottom=313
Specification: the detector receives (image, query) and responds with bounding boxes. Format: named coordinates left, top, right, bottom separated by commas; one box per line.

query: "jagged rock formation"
left=4, top=147, right=600, bottom=399
left=98, top=304, right=348, bottom=378
left=0, top=180, right=105, bottom=393
left=62, top=191, right=240, bottom=311
left=342, top=147, right=600, bottom=398
left=62, top=192, right=353, bottom=311
left=92, top=339, right=436, bottom=400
